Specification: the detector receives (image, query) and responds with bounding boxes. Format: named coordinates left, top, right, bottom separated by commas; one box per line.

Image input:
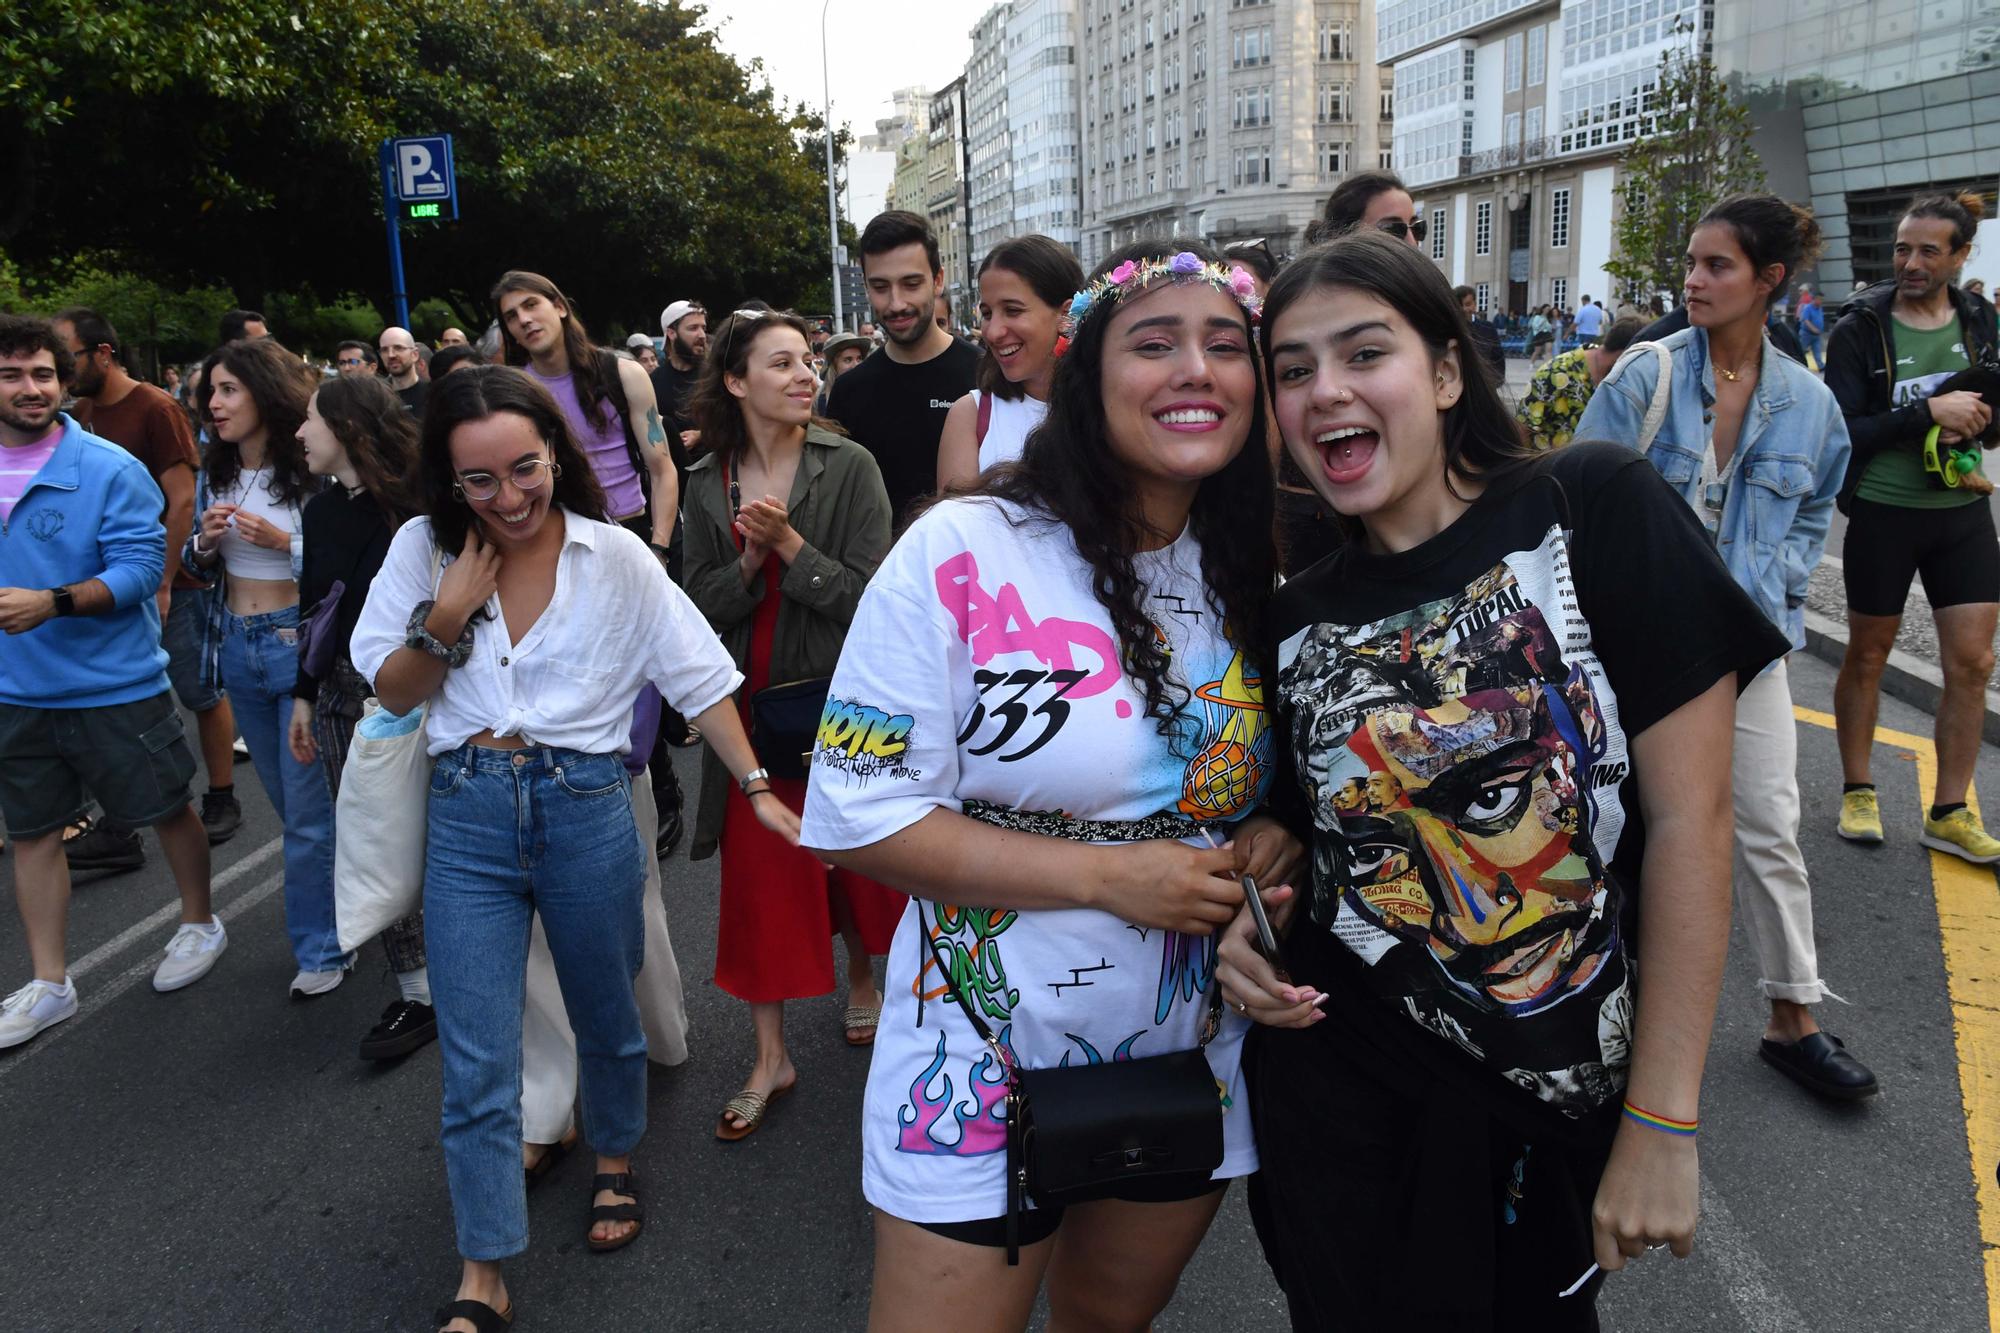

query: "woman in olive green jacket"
left=682, top=309, right=904, bottom=1140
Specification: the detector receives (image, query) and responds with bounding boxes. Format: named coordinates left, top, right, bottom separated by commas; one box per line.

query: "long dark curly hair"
left=964, top=238, right=1275, bottom=750
left=416, top=366, right=608, bottom=556
left=196, top=338, right=319, bottom=503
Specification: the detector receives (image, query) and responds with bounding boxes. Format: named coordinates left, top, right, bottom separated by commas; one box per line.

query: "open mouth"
left=992, top=340, right=1024, bottom=361
left=1315, top=425, right=1379, bottom=484
left=492, top=501, right=537, bottom=527
left=1482, top=926, right=1577, bottom=1003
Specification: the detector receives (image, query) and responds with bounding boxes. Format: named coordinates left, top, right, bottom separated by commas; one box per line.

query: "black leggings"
left=1842, top=496, right=2000, bottom=617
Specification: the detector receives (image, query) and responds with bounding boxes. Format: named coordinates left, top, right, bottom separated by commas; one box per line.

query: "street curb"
left=1801, top=608, right=2000, bottom=747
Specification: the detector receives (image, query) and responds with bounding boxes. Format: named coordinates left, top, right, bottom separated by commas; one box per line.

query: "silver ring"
left=1234, top=1000, right=1248, bottom=1015
left=1647, top=1243, right=1666, bottom=1252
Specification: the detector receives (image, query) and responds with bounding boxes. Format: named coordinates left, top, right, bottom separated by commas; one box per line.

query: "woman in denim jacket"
left=1575, top=195, right=1877, bottom=1105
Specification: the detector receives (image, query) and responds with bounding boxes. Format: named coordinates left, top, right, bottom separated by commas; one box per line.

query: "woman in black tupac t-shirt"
left=1218, top=234, right=1787, bottom=1331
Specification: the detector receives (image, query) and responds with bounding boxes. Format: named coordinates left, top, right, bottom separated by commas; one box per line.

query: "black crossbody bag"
left=925, top=912, right=1226, bottom=1264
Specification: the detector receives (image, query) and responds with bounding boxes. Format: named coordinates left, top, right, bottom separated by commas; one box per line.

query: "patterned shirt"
left=1516, top=349, right=1597, bottom=452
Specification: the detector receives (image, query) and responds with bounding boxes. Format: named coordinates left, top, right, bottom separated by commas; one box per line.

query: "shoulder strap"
left=1605, top=342, right=1674, bottom=452
left=596, top=349, right=651, bottom=500
left=975, top=391, right=993, bottom=446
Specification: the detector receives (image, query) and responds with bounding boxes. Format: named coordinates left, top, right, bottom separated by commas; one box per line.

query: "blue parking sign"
left=389, top=135, right=456, bottom=212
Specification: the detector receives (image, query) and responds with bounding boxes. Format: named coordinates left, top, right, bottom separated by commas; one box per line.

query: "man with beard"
left=0, top=315, right=225, bottom=1049
left=376, top=326, right=428, bottom=416
left=651, top=299, right=708, bottom=465
left=824, top=211, right=979, bottom=521
left=51, top=309, right=243, bottom=868
left=1827, top=191, right=2000, bottom=865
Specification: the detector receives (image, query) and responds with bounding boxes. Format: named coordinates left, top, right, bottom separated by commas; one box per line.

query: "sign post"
left=378, top=135, right=458, bottom=330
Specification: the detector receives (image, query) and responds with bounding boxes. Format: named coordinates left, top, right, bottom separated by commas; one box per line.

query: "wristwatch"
left=48, top=586, right=75, bottom=617
left=404, top=600, right=475, bottom=668
left=739, top=767, right=773, bottom=796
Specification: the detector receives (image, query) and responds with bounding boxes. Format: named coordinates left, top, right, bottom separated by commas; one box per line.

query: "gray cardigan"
left=681, top=425, right=893, bottom=859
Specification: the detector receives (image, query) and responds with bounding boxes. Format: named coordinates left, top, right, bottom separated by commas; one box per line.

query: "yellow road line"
left=1795, top=704, right=2000, bottom=1330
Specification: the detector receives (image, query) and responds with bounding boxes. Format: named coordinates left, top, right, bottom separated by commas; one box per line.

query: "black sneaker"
left=358, top=1000, right=438, bottom=1061
left=63, top=821, right=145, bottom=872
left=200, top=790, right=243, bottom=845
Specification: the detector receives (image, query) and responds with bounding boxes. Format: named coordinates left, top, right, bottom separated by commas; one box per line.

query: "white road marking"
left=0, top=862, right=288, bottom=1083
left=68, top=835, right=283, bottom=981
left=1698, top=1175, right=1813, bottom=1333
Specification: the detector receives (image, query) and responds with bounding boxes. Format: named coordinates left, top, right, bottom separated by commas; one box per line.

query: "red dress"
left=714, top=551, right=906, bottom=1003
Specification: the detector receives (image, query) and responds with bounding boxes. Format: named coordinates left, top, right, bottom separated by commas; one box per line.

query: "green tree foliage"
left=3, top=0, right=841, bottom=334
left=1605, top=22, right=1768, bottom=305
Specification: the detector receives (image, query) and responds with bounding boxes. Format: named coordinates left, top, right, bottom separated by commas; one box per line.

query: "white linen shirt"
left=350, top=509, right=742, bottom=757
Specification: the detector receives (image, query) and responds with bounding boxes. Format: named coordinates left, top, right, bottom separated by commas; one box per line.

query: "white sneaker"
left=0, top=977, right=79, bottom=1050
left=153, top=921, right=227, bottom=993
left=289, top=968, right=346, bottom=999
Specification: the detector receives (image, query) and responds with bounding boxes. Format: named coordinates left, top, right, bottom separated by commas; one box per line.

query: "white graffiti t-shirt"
left=801, top=496, right=1271, bottom=1224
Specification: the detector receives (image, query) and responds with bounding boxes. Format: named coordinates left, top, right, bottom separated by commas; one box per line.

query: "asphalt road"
left=0, top=652, right=1993, bottom=1331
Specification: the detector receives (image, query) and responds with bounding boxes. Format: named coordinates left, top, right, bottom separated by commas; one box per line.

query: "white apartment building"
left=1387, top=0, right=2000, bottom=315
left=966, top=0, right=1086, bottom=272
left=1077, top=0, right=1394, bottom=268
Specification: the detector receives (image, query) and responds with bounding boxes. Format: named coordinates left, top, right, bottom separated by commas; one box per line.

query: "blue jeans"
left=424, top=743, right=647, bottom=1261
left=218, top=606, right=345, bottom=972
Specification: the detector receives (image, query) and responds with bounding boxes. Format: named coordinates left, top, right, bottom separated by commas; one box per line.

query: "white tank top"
left=212, top=466, right=301, bottom=582
left=974, top=392, right=1050, bottom=473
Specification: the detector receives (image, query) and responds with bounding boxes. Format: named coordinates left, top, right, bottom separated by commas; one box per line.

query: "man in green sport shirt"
left=1824, top=192, right=2000, bottom=862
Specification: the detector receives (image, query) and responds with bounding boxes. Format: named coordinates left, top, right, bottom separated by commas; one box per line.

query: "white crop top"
left=211, top=467, right=303, bottom=582
left=974, top=391, right=1050, bottom=473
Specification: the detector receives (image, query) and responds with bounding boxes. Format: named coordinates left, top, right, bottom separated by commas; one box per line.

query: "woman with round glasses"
left=682, top=307, right=903, bottom=1138
left=350, top=366, right=800, bottom=1333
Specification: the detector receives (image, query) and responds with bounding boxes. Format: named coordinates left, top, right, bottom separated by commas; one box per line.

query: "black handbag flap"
left=1015, top=1048, right=1224, bottom=1202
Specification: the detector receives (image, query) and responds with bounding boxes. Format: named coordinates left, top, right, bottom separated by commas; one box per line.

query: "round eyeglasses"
left=453, top=458, right=562, bottom=502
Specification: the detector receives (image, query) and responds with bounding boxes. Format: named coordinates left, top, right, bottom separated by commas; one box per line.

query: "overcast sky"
left=699, top=0, right=998, bottom=137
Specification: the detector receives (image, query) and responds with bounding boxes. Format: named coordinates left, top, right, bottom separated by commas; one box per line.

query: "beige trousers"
left=520, top=766, right=691, bottom=1143
left=1730, top=659, right=1831, bottom=1005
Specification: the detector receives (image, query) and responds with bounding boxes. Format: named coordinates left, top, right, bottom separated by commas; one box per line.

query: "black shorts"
left=1842, top=495, right=2000, bottom=617
left=0, top=691, right=197, bottom=838
left=913, top=1173, right=1227, bottom=1249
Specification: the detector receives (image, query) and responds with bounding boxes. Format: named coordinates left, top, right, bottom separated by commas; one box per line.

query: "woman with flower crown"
left=801, top=240, right=1302, bottom=1331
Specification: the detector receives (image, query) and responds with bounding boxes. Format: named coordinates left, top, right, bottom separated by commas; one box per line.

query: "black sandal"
left=586, top=1169, right=643, bottom=1253
left=434, top=1297, right=513, bottom=1332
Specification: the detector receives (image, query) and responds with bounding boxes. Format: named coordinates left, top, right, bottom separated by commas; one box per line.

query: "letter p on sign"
left=397, top=142, right=442, bottom=198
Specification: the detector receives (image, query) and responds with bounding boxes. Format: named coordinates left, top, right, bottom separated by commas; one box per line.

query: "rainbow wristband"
left=1621, top=1100, right=1698, bottom=1137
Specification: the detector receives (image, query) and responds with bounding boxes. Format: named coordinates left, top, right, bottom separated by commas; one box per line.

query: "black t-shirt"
left=1264, top=441, right=1786, bottom=1138
left=648, top=359, right=698, bottom=494
left=823, top=339, right=979, bottom=521
left=294, top=485, right=396, bottom=702
left=396, top=379, right=429, bottom=418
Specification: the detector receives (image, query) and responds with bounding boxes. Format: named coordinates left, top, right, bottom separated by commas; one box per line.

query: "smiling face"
left=449, top=410, right=560, bottom=547
left=1892, top=214, right=1967, bottom=305
left=1268, top=285, right=1461, bottom=525
left=296, top=391, right=346, bottom=478
left=205, top=364, right=263, bottom=446
left=1098, top=281, right=1258, bottom=503
left=1682, top=222, right=1778, bottom=329
left=498, top=289, right=566, bottom=360
left=725, top=324, right=818, bottom=429
left=863, top=241, right=945, bottom=347
left=979, top=265, right=1065, bottom=391
left=0, top=348, right=63, bottom=438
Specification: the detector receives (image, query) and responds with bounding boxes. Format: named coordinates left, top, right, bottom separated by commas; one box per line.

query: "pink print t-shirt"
left=0, top=425, right=62, bottom=527
left=799, top=496, right=1273, bottom=1224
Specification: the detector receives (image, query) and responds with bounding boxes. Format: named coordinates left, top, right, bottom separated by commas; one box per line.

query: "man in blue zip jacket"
left=0, top=315, right=225, bottom=1050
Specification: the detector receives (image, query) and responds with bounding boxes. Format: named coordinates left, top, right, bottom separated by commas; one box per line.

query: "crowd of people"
left=1, top=165, right=1994, bottom=1332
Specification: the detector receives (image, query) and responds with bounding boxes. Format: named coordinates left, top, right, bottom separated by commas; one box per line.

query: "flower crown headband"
left=1057, top=252, right=1262, bottom=357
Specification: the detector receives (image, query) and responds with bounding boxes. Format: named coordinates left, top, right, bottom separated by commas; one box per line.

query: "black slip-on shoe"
left=1760, top=1031, right=1880, bottom=1102
left=358, top=999, right=438, bottom=1061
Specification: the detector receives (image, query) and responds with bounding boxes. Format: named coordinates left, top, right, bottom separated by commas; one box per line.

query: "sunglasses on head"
left=1376, top=216, right=1428, bottom=244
